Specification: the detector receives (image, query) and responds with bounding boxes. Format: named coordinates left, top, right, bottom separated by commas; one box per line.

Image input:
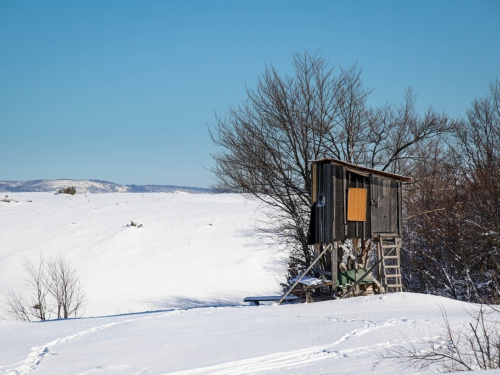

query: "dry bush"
left=58, top=186, right=76, bottom=195
left=4, top=254, right=86, bottom=321
left=378, top=306, right=500, bottom=372
left=1, top=195, right=18, bottom=203
left=402, top=80, right=500, bottom=304
left=5, top=290, right=36, bottom=322
left=127, top=221, right=143, bottom=228
left=48, top=254, right=86, bottom=319
left=4, top=256, right=51, bottom=321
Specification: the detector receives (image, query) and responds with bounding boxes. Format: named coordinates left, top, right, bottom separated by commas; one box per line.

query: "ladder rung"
left=383, top=252, right=397, bottom=258
left=382, top=248, right=397, bottom=252
left=384, top=265, right=400, bottom=269
left=381, top=244, right=398, bottom=249
left=383, top=255, right=399, bottom=259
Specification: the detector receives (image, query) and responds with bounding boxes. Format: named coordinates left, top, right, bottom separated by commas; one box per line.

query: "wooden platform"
left=244, top=296, right=301, bottom=306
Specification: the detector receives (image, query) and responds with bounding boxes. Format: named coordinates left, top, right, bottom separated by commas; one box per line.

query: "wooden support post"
left=353, top=238, right=359, bottom=295
left=331, top=242, right=338, bottom=298
left=313, top=244, right=321, bottom=273
left=377, top=239, right=383, bottom=288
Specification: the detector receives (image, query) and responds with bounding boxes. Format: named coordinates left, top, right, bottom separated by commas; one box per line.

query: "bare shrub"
left=1, top=195, right=18, bottom=203
left=127, top=221, right=143, bottom=228
left=378, top=306, right=500, bottom=372
left=403, top=80, right=500, bottom=304
left=4, top=254, right=86, bottom=321
left=58, top=186, right=76, bottom=195
left=5, top=290, right=33, bottom=322
left=4, top=256, right=51, bottom=321
left=47, top=254, right=86, bottom=319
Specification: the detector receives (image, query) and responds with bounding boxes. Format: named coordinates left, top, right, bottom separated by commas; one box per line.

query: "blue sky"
left=1, top=1, right=499, bottom=188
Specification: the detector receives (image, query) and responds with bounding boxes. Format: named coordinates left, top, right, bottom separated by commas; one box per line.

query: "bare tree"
left=4, top=253, right=86, bottom=321
left=454, top=79, right=500, bottom=173
left=4, top=255, right=51, bottom=321
left=5, top=290, right=32, bottom=322
left=402, top=79, right=500, bottom=303
left=48, top=254, right=86, bottom=319
left=210, top=51, right=451, bottom=273
left=24, top=256, right=51, bottom=321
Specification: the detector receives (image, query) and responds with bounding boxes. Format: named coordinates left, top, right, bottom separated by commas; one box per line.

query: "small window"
left=317, top=194, right=326, bottom=207
left=347, top=188, right=367, bottom=221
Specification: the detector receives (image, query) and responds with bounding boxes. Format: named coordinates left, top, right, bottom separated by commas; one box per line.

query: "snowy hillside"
left=0, top=192, right=284, bottom=317
left=0, top=180, right=213, bottom=194
left=1, top=193, right=499, bottom=375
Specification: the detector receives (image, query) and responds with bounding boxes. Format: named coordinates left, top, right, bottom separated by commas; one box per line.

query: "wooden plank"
left=383, top=180, right=390, bottom=232
left=372, top=177, right=398, bottom=234
left=303, top=280, right=336, bottom=290
left=370, top=174, right=375, bottom=238
left=347, top=188, right=367, bottom=221
left=311, top=163, right=317, bottom=204
left=244, top=296, right=300, bottom=302
left=390, top=180, right=398, bottom=233
left=398, top=181, right=403, bottom=235
left=364, top=177, right=368, bottom=237
left=332, top=242, right=338, bottom=297
left=277, top=244, right=332, bottom=305
left=332, top=165, right=336, bottom=241
left=311, top=158, right=412, bottom=182
left=343, top=167, right=347, bottom=237
left=325, top=164, right=333, bottom=242
left=334, top=166, right=345, bottom=241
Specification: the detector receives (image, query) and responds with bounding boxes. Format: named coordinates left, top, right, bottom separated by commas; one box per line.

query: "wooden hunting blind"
left=275, top=159, right=412, bottom=304
left=309, top=159, right=410, bottom=243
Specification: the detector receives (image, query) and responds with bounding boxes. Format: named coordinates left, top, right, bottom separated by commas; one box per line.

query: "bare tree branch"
left=210, top=51, right=451, bottom=275
left=48, top=254, right=86, bottom=319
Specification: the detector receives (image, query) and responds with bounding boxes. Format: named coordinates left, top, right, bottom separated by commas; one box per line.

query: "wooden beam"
left=277, top=243, right=332, bottom=305
left=332, top=242, right=338, bottom=298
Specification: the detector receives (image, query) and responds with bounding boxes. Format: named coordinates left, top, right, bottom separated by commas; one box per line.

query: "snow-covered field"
left=1, top=193, right=499, bottom=374
left=0, top=193, right=283, bottom=316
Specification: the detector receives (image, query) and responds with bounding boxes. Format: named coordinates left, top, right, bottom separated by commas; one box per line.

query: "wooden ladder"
left=377, top=236, right=402, bottom=292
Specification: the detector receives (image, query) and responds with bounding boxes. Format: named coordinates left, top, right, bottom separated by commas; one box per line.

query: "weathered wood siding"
left=370, top=176, right=400, bottom=236
left=313, top=162, right=334, bottom=243
left=333, top=165, right=345, bottom=241
left=309, top=159, right=406, bottom=243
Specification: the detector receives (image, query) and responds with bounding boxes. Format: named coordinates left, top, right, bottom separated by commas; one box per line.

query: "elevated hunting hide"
left=308, top=159, right=411, bottom=244
left=275, top=159, right=411, bottom=304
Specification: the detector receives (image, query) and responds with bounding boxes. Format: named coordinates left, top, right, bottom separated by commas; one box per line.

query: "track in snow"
left=1, top=311, right=180, bottom=375
left=168, top=318, right=420, bottom=375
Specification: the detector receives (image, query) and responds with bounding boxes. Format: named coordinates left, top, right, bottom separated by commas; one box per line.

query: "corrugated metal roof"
left=311, top=158, right=412, bottom=182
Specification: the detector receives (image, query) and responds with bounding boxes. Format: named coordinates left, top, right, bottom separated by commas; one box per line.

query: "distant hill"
left=0, top=179, right=214, bottom=194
